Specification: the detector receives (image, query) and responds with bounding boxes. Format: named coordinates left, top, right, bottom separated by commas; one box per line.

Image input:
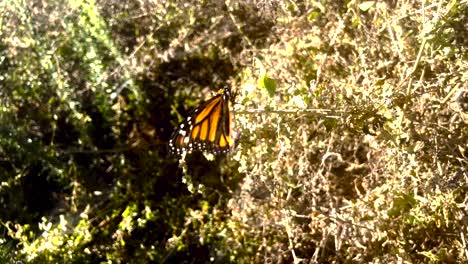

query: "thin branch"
left=234, top=108, right=344, bottom=117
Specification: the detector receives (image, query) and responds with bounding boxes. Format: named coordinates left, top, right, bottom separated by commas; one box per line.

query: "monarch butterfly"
left=169, top=86, right=235, bottom=155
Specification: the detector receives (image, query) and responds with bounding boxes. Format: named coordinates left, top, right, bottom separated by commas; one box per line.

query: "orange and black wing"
left=169, top=87, right=235, bottom=155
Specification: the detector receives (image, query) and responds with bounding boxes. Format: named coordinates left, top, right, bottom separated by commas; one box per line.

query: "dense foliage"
left=0, top=0, right=466, bottom=263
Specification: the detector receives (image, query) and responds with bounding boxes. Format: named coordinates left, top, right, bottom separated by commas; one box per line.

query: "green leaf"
left=352, top=17, right=360, bottom=27
left=388, top=193, right=416, bottom=217
left=307, top=11, right=319, bottom=21
left=258, top=73, right=277, bottom=97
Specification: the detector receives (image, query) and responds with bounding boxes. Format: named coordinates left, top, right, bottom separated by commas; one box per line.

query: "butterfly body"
left=169, top=87, right=235, bottom=155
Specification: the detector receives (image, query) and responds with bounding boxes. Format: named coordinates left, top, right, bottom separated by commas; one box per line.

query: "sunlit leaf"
left=359, top=1, right=375, bottom=11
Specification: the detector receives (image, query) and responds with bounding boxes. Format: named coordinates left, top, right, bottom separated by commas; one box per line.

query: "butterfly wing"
left=169, top=87, right=235, bottom=154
